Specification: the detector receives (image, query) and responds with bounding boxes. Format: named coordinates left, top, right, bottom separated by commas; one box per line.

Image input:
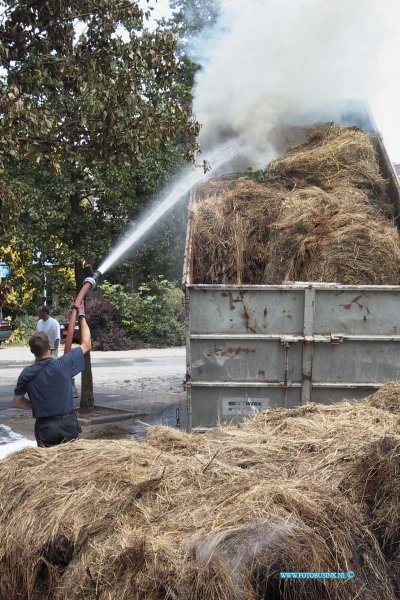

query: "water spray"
left=64, top=137, right=248, bottom=354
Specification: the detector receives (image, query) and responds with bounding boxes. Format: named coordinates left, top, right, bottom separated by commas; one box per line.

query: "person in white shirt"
left=36, top=305, right=61, bottom=357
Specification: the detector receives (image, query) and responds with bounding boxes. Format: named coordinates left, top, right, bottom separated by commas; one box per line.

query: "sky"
left=186, top=0, right=400, bottom=165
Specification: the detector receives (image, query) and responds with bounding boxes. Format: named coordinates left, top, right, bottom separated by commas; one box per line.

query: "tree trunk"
left=80, top=351, right=94, bottom=412
left=72, top=195, right=95, bottom=413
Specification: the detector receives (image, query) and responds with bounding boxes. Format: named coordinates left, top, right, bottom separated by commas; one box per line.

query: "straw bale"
left=0, top=440, right=177, bottom=600
left=182, top=482, right=394, bottom=600
left=200, top=399, right=400, bottom=575
left=146, top=399, right=400, bottom=573
left=192, top=178, right=285, bottom=284
left=390, top=548, right=400, bottom=597
left=265, top=123, right=386, bottom=194
left=263, top=185, right=400, bottom=284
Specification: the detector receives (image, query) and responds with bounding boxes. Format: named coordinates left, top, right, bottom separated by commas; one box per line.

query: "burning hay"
left=265, top=123, right=386, bottom=194
left=191, top=123, right=399, bottom=285
left=263, top=185, right=400, bottom=284
left=192, top=178, right=284, bottom=284
left=1, top=388, right=400, bottom=599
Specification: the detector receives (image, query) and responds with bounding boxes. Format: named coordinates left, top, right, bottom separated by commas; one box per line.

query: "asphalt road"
left=0, top=345, right=187, bottom=448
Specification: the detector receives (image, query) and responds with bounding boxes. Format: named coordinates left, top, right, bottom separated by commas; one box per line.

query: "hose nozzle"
left=83, top=270, right=102, bottom=291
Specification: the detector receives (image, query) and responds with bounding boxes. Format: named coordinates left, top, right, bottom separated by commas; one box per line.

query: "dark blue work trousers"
left=34, top=412, right=80, bottom=447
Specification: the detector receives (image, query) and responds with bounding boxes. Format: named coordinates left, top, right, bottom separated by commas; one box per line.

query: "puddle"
left=0, top=400, right=188, bottom=455
left=131, top=400, right=187, bottom=439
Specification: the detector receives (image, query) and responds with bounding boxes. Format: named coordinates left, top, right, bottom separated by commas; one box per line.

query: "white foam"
left=0, top=438, right=36, bottom=459
left=0, top=423, right=23, bottom=443
left=0, top=424, right=36, bottom=458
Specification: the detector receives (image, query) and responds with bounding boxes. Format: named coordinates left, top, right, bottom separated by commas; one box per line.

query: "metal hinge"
left=330, top=333, right=344, bottom=344
left=181, top=295, right=189, bottom=307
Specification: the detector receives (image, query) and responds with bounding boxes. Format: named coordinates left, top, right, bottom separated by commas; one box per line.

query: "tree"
left=0, top=0, right=199, bottom=409
left=0, top=185, right=20, bottom=232
left=0, top=0, right=200, bottom=280
left=167, top=0, right=221, bottom=47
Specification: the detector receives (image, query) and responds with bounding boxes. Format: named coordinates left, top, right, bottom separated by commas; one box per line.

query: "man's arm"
left=54, top=319, right=60, bottom=351
left=79, top=315, right=91, bottom=354
left=12, top=394, right=32, bottom=411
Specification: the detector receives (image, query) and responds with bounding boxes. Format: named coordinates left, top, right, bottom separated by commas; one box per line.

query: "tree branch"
left=55, top=2, right=142, bottom=25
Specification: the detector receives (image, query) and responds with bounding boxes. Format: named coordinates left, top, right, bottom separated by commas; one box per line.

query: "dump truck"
left=182, top=101, right=400, bottom=431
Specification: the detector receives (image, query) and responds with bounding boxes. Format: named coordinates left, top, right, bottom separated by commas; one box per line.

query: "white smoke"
left=190, top=0, right=400, bottom=167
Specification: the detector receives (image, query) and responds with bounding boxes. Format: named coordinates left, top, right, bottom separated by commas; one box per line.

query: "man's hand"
left=72, top=302, right=85, bottom=318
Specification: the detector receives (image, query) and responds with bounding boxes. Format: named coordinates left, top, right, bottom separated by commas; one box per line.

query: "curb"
left=76, top=406, right=148, bottom=427
left=78, top=413, right=144, bottom=426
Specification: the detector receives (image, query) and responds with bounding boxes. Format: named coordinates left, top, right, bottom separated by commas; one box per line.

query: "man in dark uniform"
left=12, top=304, right=91, bottom=447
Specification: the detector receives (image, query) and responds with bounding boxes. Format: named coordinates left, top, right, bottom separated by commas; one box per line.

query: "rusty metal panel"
left=312, top=340, right=400, bottom=384
left=189, top=287, right=304, bottom=335
left=314, top=288, right=400, bottom=335
left=190, top=339, right=302, bottom=382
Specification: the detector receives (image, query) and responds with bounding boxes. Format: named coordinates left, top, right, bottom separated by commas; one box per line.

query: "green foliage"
left=0, top=0, right=199, bottom=169
left=0, top=240, right=76, bottom=316
left=0, top=185, right=20, bottom=232
left=164, top=0, right=221, bottom=58
left=102, top=277, right=185, bottom=348
left=5, top=314, right=37, bottom=346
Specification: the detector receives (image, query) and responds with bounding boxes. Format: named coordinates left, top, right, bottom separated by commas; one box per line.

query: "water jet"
left=65, top=137, right=246, bottom=353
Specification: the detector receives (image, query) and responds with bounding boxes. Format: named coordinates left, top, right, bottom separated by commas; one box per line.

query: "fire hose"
left=64, top=269, right=102, bottom=354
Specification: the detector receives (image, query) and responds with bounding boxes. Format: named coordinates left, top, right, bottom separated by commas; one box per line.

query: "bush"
left=5, top=314, right=37, bottom=346
left=85, top=297, right=138, bottom=351
left=102, top=277, right=185, bottom=348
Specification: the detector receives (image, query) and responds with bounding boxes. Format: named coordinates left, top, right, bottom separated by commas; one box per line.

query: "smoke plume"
left=189, top=0, right=400, bottom=168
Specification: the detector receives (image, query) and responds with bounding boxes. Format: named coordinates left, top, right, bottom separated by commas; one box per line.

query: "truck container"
left=183, top=103, right=400, bottom=431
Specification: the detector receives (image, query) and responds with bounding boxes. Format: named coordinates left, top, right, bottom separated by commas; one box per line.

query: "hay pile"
left=192, top=124, right=400, bottom=285
left=364, top=380, right=400, bottom=414
left=0, top=385, right=400, bottom=599
left=265, top=124, right=386, bottom=194
left=263, top=185, right=400, bottom=284
left=192, top=179, right=283, bottom=284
